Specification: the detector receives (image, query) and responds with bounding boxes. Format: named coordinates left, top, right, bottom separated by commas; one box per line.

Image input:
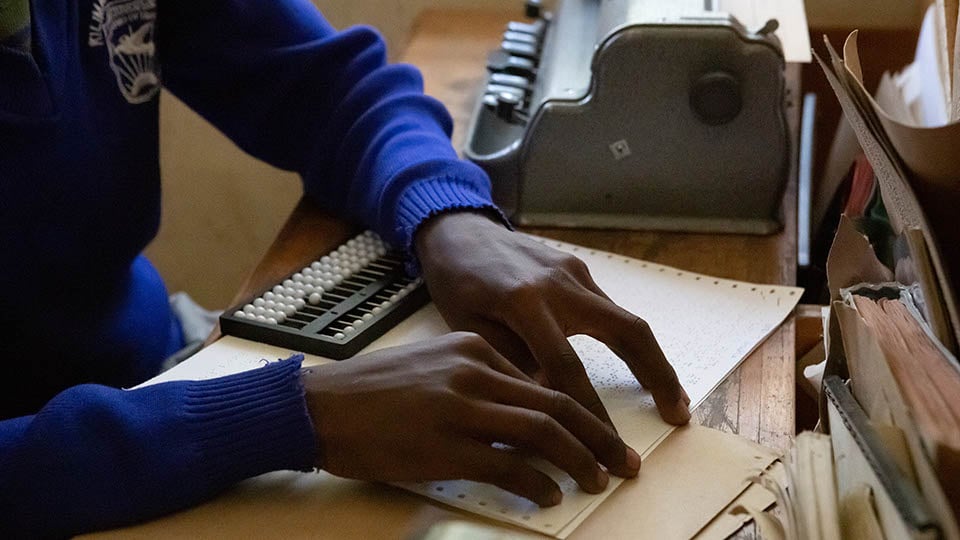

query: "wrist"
left=300, top=363, right=335, bottom=469
left=414, top=209, right=508, bottom=261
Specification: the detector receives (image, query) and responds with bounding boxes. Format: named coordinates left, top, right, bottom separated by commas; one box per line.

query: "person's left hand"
left=414, top=211, right=691, bottom=428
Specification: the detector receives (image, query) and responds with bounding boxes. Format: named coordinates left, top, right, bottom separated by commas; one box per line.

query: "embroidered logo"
left=88, top=0, right=160, bottom=104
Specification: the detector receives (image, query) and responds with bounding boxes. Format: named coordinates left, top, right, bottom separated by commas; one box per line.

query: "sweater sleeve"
left=0, top=356, right=317, bottom=538
left=158, top=0, right=503, bottom=261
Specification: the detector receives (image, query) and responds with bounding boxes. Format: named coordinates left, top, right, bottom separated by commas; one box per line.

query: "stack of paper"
left=816, top=14, right=960, bottom=355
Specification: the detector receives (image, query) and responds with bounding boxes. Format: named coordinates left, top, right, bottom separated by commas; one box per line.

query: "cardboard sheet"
left=84, top=425, right=779, bottom=540
left=135, top=237, right=801, bottom=537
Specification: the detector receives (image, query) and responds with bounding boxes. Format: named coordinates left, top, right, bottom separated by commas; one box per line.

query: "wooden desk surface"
left=400, top=9, right=799, bottom=453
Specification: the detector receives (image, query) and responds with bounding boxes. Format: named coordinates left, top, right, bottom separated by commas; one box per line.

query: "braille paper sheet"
left=144, top=236, right=801, bottom=537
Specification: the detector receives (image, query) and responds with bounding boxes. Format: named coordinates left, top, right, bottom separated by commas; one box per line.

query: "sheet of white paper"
left=144, top=236, right=801, bottom=537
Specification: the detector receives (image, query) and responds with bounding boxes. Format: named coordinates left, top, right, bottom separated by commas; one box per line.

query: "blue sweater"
left=0, top=1, right=496, bottom=536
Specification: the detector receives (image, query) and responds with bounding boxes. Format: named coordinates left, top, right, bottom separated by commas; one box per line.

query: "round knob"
left=495, top=91, right=522, bottom=122
left=689, top=72, right=742, bottom=126
left=525, top=0, right=542, bottom=19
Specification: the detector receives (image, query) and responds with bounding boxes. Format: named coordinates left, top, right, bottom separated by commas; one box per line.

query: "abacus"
left=219, top=231, right=429, bottom=359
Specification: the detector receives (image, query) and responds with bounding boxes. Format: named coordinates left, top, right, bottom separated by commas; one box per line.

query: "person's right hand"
left=300, top=332, right=641, bottom=506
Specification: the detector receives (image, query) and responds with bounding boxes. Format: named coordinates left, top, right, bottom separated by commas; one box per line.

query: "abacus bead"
left=234, top=311, right=246, bottom=318
left=293, top=298, right=306, bottom=310
left=344, top=326, right=356, bottom=334
left=334, top=332, right=345, bottom=340
left=253, top=298, right=265, bottom=307
left=309, top=292, right=322, bottom=305
left=243, top=304, right=256, bottom=314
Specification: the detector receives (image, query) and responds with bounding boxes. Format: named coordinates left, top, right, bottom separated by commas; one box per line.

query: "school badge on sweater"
left=88, top=0, right=160, bottom=104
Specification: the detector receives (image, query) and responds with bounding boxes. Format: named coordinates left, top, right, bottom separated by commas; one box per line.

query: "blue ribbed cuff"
left=395, top=176, right=512, bottom=274
left=183, top=355, right=317, bottom=486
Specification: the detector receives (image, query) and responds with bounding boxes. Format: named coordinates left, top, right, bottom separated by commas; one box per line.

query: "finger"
left=514, top=314, right=614, bottom=426
left=459, top=318, right=544, bottom=382
left=457, top=441, right=564, bottom=507
left=562, top=293, right=690, bottom=425
left=464, top=402, right=610, bottom=493
left=478, top=375, right=640, bottom=478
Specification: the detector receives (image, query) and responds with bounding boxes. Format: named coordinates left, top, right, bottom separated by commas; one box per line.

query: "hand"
left=414, top=211, right=691, bottom=427
left=301, top=332, right=641, bottom=506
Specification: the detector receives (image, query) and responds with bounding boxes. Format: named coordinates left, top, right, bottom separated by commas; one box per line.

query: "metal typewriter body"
left=465, top=0, right=790, bottom=234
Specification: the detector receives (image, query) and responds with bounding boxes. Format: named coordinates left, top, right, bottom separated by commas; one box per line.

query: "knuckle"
left=548, top=389, right=576, bottom=418
left=555, top=350, right=584, bottom=379
left=562, top=255, right=591, bottom=277
left=448, top=331, right=490, bottom=355
left=526, top=411, right=560, bottom=440
left=631, top=316, right=653, bottom=336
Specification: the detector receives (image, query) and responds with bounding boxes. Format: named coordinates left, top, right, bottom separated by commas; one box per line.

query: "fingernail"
left=626, top=447, right=641, bottom=472
left=596, top=468, right=609, bottom=489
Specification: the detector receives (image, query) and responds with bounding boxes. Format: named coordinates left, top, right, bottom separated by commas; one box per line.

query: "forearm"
left=160, top=0, right=502, bottom=261
left=0, top=357, right=315, bottom=537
